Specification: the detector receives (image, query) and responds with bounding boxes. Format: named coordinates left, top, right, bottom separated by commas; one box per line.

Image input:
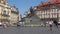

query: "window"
left=45, top=14, right=46, bottom=18
left=52, top=9, right=57, bottom=13
left=50, top=14, right=52, bottom=18
left=7, top=11, right=9, bottom=15
left=59, top=14, right=60, bottom=17
left=42, top=14, right=44, bottom=18
left=3, top=10, right=6, bottom=14
left=3, top=1, right=6, bottom=5
left=53, top=13, right=57, bottom=18
left=50, top=9, right=53, bottom=13
left=46, top=14, right=49, bottom=18
left=44, top=10, right=46, bottom=15
left=55, top=9, right=57, bottom=13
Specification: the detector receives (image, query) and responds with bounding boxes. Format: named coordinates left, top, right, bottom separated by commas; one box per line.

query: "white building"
left=33, top=0, right=60, bottom=25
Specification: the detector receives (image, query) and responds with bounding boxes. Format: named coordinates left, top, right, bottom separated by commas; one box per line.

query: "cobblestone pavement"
left=0, top=26, right=60, bottom=34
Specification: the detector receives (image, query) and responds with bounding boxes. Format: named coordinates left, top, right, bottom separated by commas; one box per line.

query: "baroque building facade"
left=0, top=0, right=21, bottom=26
left=10, top=6, right=20, bottom=25
left=33, top=0, right=60, bottom=25
left=0, top=0, right=11, bottom=25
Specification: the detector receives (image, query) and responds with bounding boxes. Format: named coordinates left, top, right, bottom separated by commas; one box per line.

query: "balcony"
left=1, top=19, right=9, bottom=22
left=11, top=11, right=19, bottom=14
left=1, top=13, right=10, bottom=17
left=0, top=16, right=10, bottom=22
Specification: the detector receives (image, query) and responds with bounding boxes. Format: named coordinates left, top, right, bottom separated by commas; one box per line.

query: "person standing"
left=3, top=24, right=7, bottom=28
left=53, top=20, right=58, bottom=28
left=49, top=20, right=53, bottom=31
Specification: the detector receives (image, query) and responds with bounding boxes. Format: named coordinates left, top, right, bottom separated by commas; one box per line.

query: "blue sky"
left=7, top=0, right=48, bottom=16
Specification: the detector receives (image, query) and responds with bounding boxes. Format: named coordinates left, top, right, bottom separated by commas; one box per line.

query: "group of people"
left=45, top=20, right=59, bottom=31
left=48, top=20, right=59, bottom=31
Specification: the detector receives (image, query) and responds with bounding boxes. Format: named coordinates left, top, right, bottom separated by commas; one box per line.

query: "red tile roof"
left=42, top=2, right=48, bottom=6
left=37, top=2, right=49, bottom=8
left=49, top=0, right=56, bottom=4
left=37, top=0, right=60, bottom=8
left=49, top=0, right=56, bottom=2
